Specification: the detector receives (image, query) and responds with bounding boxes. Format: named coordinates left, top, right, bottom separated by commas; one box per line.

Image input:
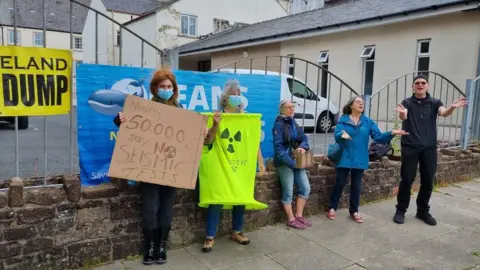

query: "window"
left=317, top=50, right=329, bottom=98
left=287, top=54, right=295, bottom=76
left=74, top=37, right=83, bottom=50
left=416, top=39, right=430, bottom=78
left=7, top=30, right=20, bottom=45
left=116, top=30, right=121, bottom=46
left=181, top=14, right=197, bottom=36
left=214, top=18, right=230, bottom=33
left=33, top=32, right=44, bottom=47
left=317, top=50, right=329, bottom=63
left=287, top=78, right=318, bottom=101
left=361, top=46, right=375, bottom=95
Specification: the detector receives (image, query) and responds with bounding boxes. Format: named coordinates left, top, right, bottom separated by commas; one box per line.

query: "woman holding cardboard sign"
left=327, top=96, right=408, bottom=223
left=113, top=68, right=213, bottom=266
left=272, top=100, right=312, bottom=230
left=200, top=79, right=267, bottom=253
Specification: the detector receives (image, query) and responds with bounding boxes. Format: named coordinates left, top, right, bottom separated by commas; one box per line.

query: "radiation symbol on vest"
left=220, top=128, right=242, bottom=153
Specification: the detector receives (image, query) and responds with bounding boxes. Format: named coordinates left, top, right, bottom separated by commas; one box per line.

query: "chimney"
left=289, top=0, right=325, bottom=14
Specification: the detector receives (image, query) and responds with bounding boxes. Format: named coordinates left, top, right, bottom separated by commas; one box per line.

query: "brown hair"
left=150, top=68, right=179, bottom=105
left=342, top=96, right=364, bottom=115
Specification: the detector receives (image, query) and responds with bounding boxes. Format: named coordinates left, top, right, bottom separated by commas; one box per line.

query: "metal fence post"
left=363, top=94, right=371, bottom=117
left=460, top=79, right=474, bottom=149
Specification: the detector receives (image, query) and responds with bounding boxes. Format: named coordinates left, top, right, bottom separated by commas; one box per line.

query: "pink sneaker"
left=327, top=209, right=336, bottom=220
left=287, top=219, right=307, bottom=230
left=295, top=216, right=312, bottom=227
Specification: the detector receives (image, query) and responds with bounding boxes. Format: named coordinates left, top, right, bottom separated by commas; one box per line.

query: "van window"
left=287, top=78, right=318, bottom=101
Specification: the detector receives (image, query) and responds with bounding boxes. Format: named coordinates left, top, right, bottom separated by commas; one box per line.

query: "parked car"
left=0, top=116, right=29, bottom=130
left=215, top=69, right=338, bottom=133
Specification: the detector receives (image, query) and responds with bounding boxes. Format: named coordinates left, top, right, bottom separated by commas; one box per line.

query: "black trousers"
left=396, top=146, right=437, bottom=214
left=140, top=182, right=177, bottom=231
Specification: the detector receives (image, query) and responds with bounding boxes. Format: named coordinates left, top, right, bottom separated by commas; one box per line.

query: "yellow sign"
left=0, top=46, right=72, bottom=116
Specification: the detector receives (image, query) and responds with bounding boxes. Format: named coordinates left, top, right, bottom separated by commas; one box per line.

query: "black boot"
left=142, top=229, right=155, bottom=265
left=154, top=226, right=170, bottom=264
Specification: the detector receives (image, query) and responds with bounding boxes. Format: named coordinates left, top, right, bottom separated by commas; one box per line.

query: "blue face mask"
left=228, top=95, right=243, bottom=107
left=157, top=88, right=173, bottom=100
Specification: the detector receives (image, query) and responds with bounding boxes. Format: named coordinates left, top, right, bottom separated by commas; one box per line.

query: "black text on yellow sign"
left=0, top=46, right=73, bottom=116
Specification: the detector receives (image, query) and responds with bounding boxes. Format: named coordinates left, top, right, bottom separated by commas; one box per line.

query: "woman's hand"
left=341, top=130, right=351, bottom=140
left=213, top=111, right=222, bottom=126
left=391, top=129, right=409, bottom=136
left=295, top=148, right=306, bottom=154
left=203, top=128, right=209, bottom=138
left=119, top=112, right=127, bottom=123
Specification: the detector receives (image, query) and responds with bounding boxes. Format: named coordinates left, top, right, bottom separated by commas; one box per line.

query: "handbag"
left=293, top=149, right=314, bottom=168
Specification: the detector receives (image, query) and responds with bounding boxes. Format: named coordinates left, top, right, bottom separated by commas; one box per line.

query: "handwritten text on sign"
left=108, top=95, right=207, bottom=189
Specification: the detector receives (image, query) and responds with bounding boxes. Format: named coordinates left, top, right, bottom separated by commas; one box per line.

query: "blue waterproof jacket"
left=334, top=114, right=394, bottom=170
left=273, top=116, right=310, bottom=168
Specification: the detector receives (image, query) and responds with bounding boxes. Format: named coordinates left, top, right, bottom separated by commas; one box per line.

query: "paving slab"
left=122, top=248, right=208, bottom=270
left=358, top=249, right=439, bottom=270
left=247, top=225, right=313, bottom=255
left=184, top=236, right=263, bottom=269
left=398, top=237, right=480, bottom=270
left=215, top=256, right=285, bottom=270
left=268, top=241, right=353, bottom=270
left=91, top=180, right=480, bottom=270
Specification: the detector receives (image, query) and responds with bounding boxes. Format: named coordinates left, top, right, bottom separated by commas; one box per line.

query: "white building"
left=120, top=0, right=290, bottom=69
left=0, top=0, right=89, bottom=61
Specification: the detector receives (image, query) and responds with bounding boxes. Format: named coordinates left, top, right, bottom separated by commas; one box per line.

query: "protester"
left=273, top=100, right=312, bottom=230
left=113, top=68, right=212, bottom=266
left=393, top=75, right=467, bottom=226
left=327, top=96, right=408, bottom=223
left=201, top=79, right=266, bottom=253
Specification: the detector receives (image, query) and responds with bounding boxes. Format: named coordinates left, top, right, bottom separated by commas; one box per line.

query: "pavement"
left=92, top=179, right=480, bottom=270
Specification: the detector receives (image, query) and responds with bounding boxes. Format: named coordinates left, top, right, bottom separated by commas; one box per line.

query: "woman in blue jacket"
left=327, top=96, right=408, bottom=223
left=273, top=100, right=312, bottom=230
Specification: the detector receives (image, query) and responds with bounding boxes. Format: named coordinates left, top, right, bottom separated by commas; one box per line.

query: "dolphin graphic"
left=87, top=79, right=148, bottom=116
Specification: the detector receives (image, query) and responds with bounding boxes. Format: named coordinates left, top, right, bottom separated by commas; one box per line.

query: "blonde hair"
left=219, top=79, right=244, bottom=112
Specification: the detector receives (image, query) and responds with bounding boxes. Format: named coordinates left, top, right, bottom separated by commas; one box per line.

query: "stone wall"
left=0, top=146, right=479, bottom=269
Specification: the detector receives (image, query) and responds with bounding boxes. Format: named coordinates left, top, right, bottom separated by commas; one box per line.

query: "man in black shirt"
left=393, top=75, right=467, bottom=226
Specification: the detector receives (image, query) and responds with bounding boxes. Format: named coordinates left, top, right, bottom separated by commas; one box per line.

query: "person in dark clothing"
left=113, top=68, right=215, bottom=266
left=393, top=75, right=467, bottom=226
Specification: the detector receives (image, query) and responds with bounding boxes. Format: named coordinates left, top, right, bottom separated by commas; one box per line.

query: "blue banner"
left=77, top=64, right=281, bottom=186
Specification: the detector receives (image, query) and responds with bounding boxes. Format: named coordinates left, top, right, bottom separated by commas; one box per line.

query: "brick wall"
left=0, top=147, right=479, bottom=269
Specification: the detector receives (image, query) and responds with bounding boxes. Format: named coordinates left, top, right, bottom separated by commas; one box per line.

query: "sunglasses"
left=414, top=81, right=427, bottom=86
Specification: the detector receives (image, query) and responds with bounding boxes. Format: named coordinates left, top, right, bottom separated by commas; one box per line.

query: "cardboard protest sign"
left=108, top=95, right=207, bottom=189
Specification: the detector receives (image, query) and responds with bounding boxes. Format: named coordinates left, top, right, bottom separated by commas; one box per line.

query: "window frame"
left=415, top=39, right=431, bottom=77
left=361, top=46, right=376, bottom=95
left=74, top=36, right=83, bottom=50
left=33, top=32, right=44, bottom=47
left=7, top=30, right=21, bottom=45
left=317, top=50, right=329, bottom=63
left=180, top=14, right=198, bottom=37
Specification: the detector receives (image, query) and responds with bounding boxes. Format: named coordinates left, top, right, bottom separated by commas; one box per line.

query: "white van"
left=214, top=69, right=338, bottom=133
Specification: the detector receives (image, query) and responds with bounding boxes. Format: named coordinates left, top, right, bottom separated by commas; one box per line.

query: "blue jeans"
left=329, top=168, right=364, bottom=214
left=277, top=165, right=311, bottom=204
left=206, top=204, right=245, bottom=238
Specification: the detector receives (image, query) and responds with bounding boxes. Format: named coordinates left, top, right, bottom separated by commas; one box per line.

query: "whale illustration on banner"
left=87, top=78, right=148, bottom=116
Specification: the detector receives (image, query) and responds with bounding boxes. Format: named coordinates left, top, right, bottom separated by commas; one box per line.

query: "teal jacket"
left=334, top=114, right=394, bottom=170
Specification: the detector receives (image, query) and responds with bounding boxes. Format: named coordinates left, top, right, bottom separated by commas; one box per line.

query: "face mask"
left=157, top=88, right=173, bottom=100
left=228, top=95, right=242, bottom=107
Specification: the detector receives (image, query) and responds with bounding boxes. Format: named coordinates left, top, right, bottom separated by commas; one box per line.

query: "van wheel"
left=316, top=112, right=332, bottom=133
left=17, top=117, right=29, bottom=130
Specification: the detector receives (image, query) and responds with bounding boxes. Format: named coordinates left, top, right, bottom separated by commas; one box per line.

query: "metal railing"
left=365, top=71, right=467, bottom=150
left=209, top=56, right=359, bottom=156
left=0, top=0, right=163, bottom=188
left=462, top=76, right=480, bottom=148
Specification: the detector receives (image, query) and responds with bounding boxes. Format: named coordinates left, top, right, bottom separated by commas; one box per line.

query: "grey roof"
left=178, top=0, right=474, bottom=54
left=101, top=0, right=163, bottom=15
left=0, top=0, right=90, bottom=34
